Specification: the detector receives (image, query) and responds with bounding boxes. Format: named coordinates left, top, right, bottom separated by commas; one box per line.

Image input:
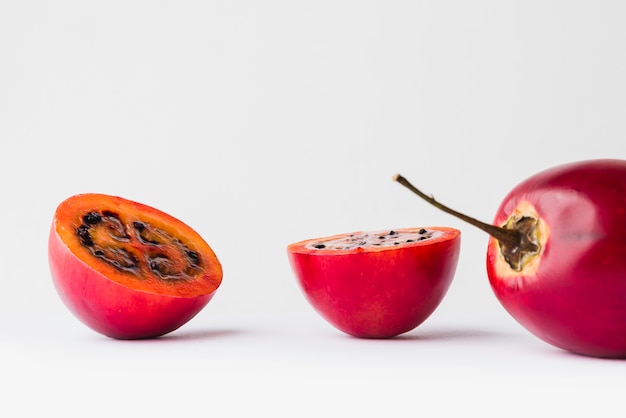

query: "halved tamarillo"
left=394, top=159, right=626, bottom=358
left=287, top=227, right=461, bottom=338
left=48, top=193, right=223, bottom=339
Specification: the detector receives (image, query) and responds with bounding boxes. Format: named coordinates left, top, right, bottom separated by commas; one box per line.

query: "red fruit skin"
left=49, top=225, right=216, bottom=339
left=487, top=159, right=626, bottom=358
left=288, top=228, right=460, bottom=338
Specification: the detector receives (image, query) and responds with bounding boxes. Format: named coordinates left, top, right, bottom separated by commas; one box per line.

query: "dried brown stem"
left=392, top=174, right=522, bottom=249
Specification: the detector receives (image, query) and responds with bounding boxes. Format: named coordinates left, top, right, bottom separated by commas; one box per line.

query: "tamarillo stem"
left=392, top=174, right=522, bottom=249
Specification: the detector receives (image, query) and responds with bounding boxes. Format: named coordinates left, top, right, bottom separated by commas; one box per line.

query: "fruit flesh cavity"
left=303, top=228, right=442, bottom=250
left=78, top=211, right=203, bottom=281
left=53, top=194, right=222, bottom=298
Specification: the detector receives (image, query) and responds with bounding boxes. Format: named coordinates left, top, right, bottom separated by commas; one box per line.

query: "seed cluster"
left=76, top=210, right=203, bottom=281
left=306, top=229, right=439, bottom=251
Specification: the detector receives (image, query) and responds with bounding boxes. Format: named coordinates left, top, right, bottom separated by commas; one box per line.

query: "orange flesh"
left=53, top=194, right=222, bottom=298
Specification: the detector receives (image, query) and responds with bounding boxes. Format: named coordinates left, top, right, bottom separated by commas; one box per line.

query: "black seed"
left=394, top=242, right=400, bottom=245
left=419, top=236, right=426, bottom=240
left=359, top=241, right=367, bottom=246
left=378, top=236, right=385, bottom=239
left=102, top=210, right=119, bottom=219
left=83, top=212, right=102, bottom=225
left=389, top=230, right=397, bottom=235
left=77, top=226, right=94, bottom=246
left=133, top=221, right=145, bottom=232
left=144, top=237, right=160, bottom=245
left=406, top=239, right=414, bottom=243
left=419, top=228, right=427, bottom=234
left=186, top=250, right=200, bottom=265
left=313, top=244, right=326, bottom=249
left=94, top=249, right=104, bottom=256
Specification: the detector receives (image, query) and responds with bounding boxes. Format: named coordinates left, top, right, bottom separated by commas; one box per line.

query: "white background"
left=2, top=1, right=626, bottom=416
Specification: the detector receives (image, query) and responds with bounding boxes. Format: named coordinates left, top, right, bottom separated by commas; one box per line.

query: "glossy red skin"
left=49, top=225, right=217, bottom=340
left=487, top=159, right=626, bottom=358
left=288, top=228, right=460, bottom=338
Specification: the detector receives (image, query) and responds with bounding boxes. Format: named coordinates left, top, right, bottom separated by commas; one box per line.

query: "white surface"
left=3, top=311, right=626, bottom=416
left=2, top=1, right=626, bottom=416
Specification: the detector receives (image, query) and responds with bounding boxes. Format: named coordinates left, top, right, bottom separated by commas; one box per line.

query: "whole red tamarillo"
left=394, top=159, right=626, bottom=358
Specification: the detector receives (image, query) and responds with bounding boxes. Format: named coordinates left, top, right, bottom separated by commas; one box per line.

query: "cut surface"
left=289, top=227, right=457, bottom=255
left=305, top=228, right=442, bottom=250
left=53, top=194, right=222, bottom=298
